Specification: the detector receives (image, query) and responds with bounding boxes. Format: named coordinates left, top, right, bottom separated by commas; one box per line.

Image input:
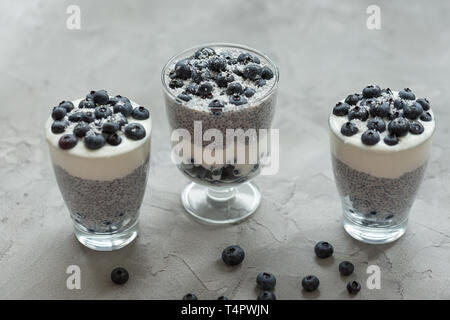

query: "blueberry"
left=345, top=94, right=361, bottom=105
left=384, top=134, right=399, bottom=146
left=244, top=87, right=256, bottom=98
left=369, top=102, right=390, bottom=118
left=169, top=79, right=184, bottom=89
left=420, top=111, right=432, bottom=122
left=256, top=272, right=276, bottom=291
left=86, top=90, right=95, bottom=100
left=403, top=102, right=423, bottom=120
left=51, top=121, right=67, bottom=134
left=217, top=296, right=229, bottom=300
left=73, top=122, right=91, bottom=138
left=174, top=61, right=192, bottom=80
left=107, top=133, right=122, bottom=146
left=84, top=134, right=106, bottom=150
left=93, top=90, right=109, bottom=105
left=393, top=99, right=407, bottom=110
left=340, top=122, right=358, bottom=137
left=314, top=241, right=334, bottom=258
left=255, top=78, right=266, bottom=87
left=117, top=114, right=128, bottom=128
left=102, top=121, right=119, bottom=134
left=233, top=68, right=243, bottom=77
left=261, top=66, right=274, bottom=80
left=131, top=106, right=150, bottom=120
left=177, top=93, right=192, bottom=102
left=389, top=110, right=403, bottom=120
left=216, top=73, right=234, bottom=88
left=108, top=96, right=119, bottom=105
left=362, top=85, right=381, bottom=98
left=416, top=98, right=430, bottom=111
left=59, top=101, right=74, bottom=112
left=229, top=94, right=247, bottom=106
left=388, top=117, right=410, bottom=137
left=237, top=52, right=254, bottom=64
left=257, top=291, right=276, bottom=300
left=409, top=121, right=424, bottom=134
left=95, top=106, right=112, bottom=119
left=52, top=107, right=67, bottom=120
left=183, top=293, right=198, bottom=300
left=115, top=95, right=130, bottom=104
left=301, top=275, right=320, bottom=292
left=347, top=281, right=361, bottom=295
left=338, top=261, right=354, bottom=276
left=81, top=111, right=95, bottom=123
left=361, top=130, right=380, bottom=146
left=119, top=102, right=133, bottom=117
left=111, top=267, right=129, bottom=285
left=226, top=82, right=243, bottom=95
left=124, top=123, right=146, bottom=140
left=197, top=82, right=213, bottom=98
left=253, top=56, right=261, bottom=64
left=348, top=106, right=369, bottom=121
left=333, top=102, right=350, bottom=116
left=209, top=99, right=225, bottom=109
left=221, top=245, right=245, bottom=266
left=398, top=88, right=415, bottom=100
left=208, top=56, right=227, bottom=72
left=185, top=83, right=198, bottom=95
left=68, top=112, right=83, bottom=122
left=58, top=134, right=77, bottom=150
left=367, top=117, right=386, bottom=132
left=243, top=64, right=262, bottom=80
left=192, top=69, right=211, bottom=84
left=194, top=47, right=216, bottom=59
left=78, top=99, right=95, bottom=109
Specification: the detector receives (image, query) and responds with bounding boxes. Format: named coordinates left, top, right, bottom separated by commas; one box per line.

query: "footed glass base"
left=74, top=220, right=139, bottom=251
left=181, top=181, right=261, bottom=225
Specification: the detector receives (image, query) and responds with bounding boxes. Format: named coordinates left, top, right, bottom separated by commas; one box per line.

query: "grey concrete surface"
left=0, top=0, right=449, bottom=299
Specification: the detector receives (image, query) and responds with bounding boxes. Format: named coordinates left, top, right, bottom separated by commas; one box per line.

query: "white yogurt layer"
left=329, top=91, right=435, bottom=178
left=45, top=99, right=152, bottom=181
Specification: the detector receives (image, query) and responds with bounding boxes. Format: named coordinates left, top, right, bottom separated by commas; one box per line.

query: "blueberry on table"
left=58, top=134, right=78, bottom=150
left=340, top=122, right=358, bottom=137
left=403, top=102, right=423, bottom=120
left=347, top=106, right=369, bottom=121
left=344, top=93, right=361, bottom=105
left=229, top=94, right=247, bottom=106
left=369, top=102, right=390, bottom=118
left=420, top=111, right=432, bottom=122
left=95, top=106, right=112, bottom=119
left=217, top=296, right=229, bottom=300
left=226, top=82, right=243, bottom=95
left=222, top=245, right=245, bottom=266
left=59, top=100, right=74, bottom=112
left=51, top=121, right=67, bottom=134
left=314, top=241, right=334, bottom=258
left=111, top=267, right=129, bottom=285
left=175, top=61, right=192, bottom=80
left=261, top=66, right=274, bottom=80
left=102, top=121, right=120, bottom=134
left=347, top=280, right=361, bottom=295
left=243, top=63, right=262, bottom=80
left=409, top=121, right=424, bottom=135
left=84, top=134, right=106, bottom=150
left=256, top=272, right=277, bottom=291
left=416, top=98, right=430, bottom=111
left=78, top=99, right=95, bottom=109
left=362, top=84, right=381, bottom=98
left=333, top=102, right=350, bottom=116
left=367, top=117, right=386, bottom=133
left=182, top=293, right=198, bottom=300
left=131, top=106, right=150, bottom=120
left=124, top=123, right=146, bottom=140
left=398, top=88, right=415, bottom=100
left=388, top=117, right=410, bottom=137
left=383, top=134, right=399, bottom=146
left=93, top=89, right=109, bottom=105
left=73, top=122, right=91, bottom=138
left=339, top=261, right=355, bottom=276
left=257, top=291, right=276, bottom=300
left=361, top=130, right=380, bottom=146
left=106, top=133, right=122, bottom=146
left=244, top=87, right=256, bottom=98
left=301, top=275, right=320, bottom=292
left=52, top=107, right=67, bottom=120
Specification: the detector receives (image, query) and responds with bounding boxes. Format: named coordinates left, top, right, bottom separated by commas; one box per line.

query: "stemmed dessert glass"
left=161, top=43, right=279, bottom=225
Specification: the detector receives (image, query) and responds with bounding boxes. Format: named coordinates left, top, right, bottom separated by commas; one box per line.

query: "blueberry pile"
left=167, top=47, right=275, bottom=114
left=50, top=90, right=150, bottom=150
left=333, top=86, right=432, bottom=146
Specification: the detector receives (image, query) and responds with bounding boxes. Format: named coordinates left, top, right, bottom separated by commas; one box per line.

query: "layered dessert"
left=45, top=90, right=151, bottom=236
left=163, top=44, right=278, bottom=187
left=329, top=85, right=435, bottom=232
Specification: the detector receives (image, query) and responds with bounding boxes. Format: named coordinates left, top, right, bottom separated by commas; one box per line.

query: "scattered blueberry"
left=229, top=94, right=247, bottom=106
left=361, top=130, right=380, bottom=145
left=93, top=90, right=109, bottom=105
left=94, top=106, right=112, bottom=119
left=124, top=123, right=146, bottom=140
left=409, top=121, right=424, bottom=134
left=362, top=85, right=381, bottom=98
left=84, top=134, right=106, bottom=150
left=348, top=106, right=369, bottom=121
left=261, top=66, right=274, bottom=80
left=301, top=275, right=320, bottom=292
left=106, top=133, right=122, bottom=146
left=403, top=102, right=423, bottom=120
left=73, top=122, right=91, bottom=138
left=111, top=267, right=129, bottom=285
left=102, top=121, right=120, bottom=134
left=177, top=93, right=192, bottom=102
left=175, top=61, right=192, bottom=80
left=78, top=99, right=95, bottom=109
left=388, top=117, right=410, bottom=137
left=194, top=47, right=216, bottom=59
left=244, top=87, right=256, bottom=98
left=416, top=98, right=430, bottom=111
left=222, top=245, right=245, bottom=266
left=59, top=101, right=74, bottom=112
left=208, top=56, right=227, bottom=72
left=369, top=102, right=390, bottom=118
left=420, top=111, right=432, bottom=122
left=256, top=272, right=276, bottom=291
left=226, top=82, right=243, bottom=95
left=367, top=117, right=386, bottom=132
left=243, top=64, right=262, bottom=80
left=314, top=241, right=334, bottom=258
left=51, top=121, right=67, bottom=134
left=338, top=261, right=355, bottom=276
left=398, top=88, right=415, bottom=100
left=333, top=102, right=350, bottom=116
left=257, top=291, right=276, bottom=300
left=340, top=122, right=358, bottom=137
left=52, top=107, right=67, bottom=120
left=197, top=82, right=213, bottom=98
left=344, top=94, right=361, bottom=105
left=131, top=106, right=150, bottom=120
left=58, top=134, right=77, bottom=150
left=346, top=281, right=361, bottom=295
left=169, top=79, right=184, bottom=89
left=384, top=134, right=399, bottom=146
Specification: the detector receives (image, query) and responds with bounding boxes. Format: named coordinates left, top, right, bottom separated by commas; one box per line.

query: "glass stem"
left=206, top=186, right=236, bottom=202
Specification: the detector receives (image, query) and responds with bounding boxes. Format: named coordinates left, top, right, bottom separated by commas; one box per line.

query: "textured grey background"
left=0, top=0, right=449, bottom=299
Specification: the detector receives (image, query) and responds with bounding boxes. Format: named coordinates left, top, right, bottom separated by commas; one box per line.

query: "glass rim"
left=160, top=42, right=280, bottom=108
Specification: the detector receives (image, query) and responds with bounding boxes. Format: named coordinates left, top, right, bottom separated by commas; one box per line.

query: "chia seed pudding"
left=162, top=44, right=279, bottom=187
left=328, top=86, right=435, bottom=242
left=45, top=90, right=151, bottom=243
